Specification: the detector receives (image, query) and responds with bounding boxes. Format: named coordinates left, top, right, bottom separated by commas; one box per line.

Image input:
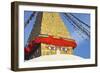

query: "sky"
left=24, top=11, right=90, bottom=59
left=60, top=13, right=90, bottom=58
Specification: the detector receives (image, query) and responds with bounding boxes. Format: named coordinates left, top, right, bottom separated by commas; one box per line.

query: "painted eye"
left=61, top=47, right=67, bottom=51
left=48, top=46, right=56, bottom=50
left=61, top=48, right=63, bottom=50
left=52, top=46, right=56, bottom=50
left=48, top=46, right=51, bottom=50
left=64, top=48, right=68, bottom=51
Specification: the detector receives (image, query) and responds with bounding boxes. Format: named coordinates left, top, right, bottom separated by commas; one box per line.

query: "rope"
left=64, top=13, right=90, bottom=38
left=69, top=13, right=90, bottom=28
left=24, top=12, right=36, bottom=28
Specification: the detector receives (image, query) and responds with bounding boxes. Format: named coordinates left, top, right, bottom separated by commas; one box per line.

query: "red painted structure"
left=25, top=36, right=77, bottom=54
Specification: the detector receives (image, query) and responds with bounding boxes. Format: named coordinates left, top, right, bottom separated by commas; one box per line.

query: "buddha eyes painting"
left=11, top=2, right=97, bottom=71
left=24, top=12, right=90, bottom=61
